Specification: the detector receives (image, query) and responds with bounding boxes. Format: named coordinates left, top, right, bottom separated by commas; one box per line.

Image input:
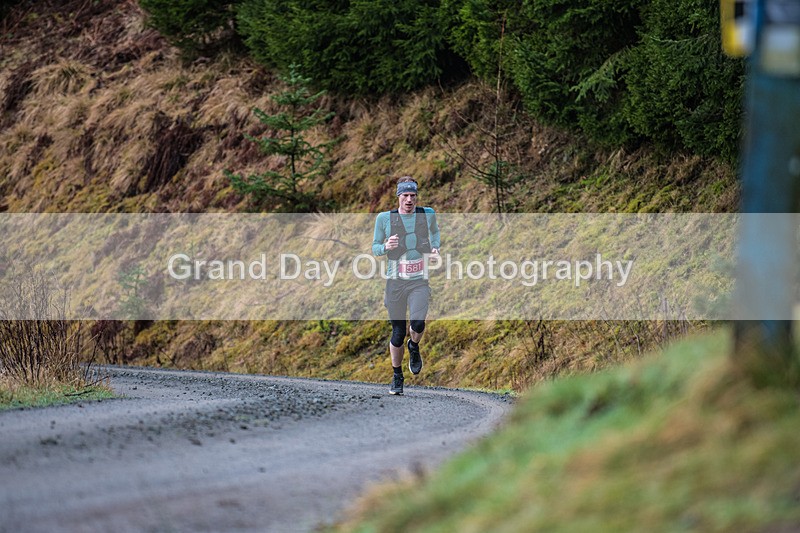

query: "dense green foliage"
left=440, top=0, right=517, bottom=80
left=136, top=0, right=744, bottom=159
left=458, top=0, right=743, bottom=158
left=236, top=0, right=453, bottom=93
left=624, top=0, right=744, bottom=160
left=138, top=0, right=236, bottom=52
left=509, top=0, right=644, bottom=146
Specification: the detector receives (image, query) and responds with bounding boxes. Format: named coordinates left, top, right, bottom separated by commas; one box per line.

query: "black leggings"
left=390, top=319, right=426, bottom=347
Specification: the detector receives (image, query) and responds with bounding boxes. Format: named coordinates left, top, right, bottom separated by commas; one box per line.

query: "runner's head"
left=396, top=176, right=418, bottom=214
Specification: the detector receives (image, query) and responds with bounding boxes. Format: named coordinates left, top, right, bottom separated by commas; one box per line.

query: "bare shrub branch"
left=0, top=260, right=101, bottom=388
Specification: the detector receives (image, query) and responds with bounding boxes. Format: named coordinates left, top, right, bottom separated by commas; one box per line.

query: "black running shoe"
left=389, top=373, right=404, bottom=395
left=408, top=339, right=422, bottom=375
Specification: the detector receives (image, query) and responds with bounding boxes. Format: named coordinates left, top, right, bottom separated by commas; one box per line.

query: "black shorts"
left=384, top=278, right=431, bottom=322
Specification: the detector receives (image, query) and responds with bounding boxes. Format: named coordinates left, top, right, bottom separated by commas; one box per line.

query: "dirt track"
left=0, top=366, right=511, bottom=532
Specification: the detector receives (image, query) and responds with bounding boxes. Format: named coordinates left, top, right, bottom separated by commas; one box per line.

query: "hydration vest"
left=387, top=207, right=432, bottom=260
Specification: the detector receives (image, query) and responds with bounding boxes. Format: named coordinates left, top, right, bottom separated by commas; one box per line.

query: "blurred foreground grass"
left=337, top=330, right=800, bottom=532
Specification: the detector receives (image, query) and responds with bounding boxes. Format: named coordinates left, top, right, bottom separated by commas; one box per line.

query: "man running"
left=372, top=176, right=440, bottom=395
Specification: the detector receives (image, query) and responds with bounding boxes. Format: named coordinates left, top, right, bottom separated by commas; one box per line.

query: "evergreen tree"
left=138, top=0, right=236, bottom=54
left=236, top=0, right=456, bottom=94
left=225, top=65, right=334, bottom=212
left=117, top=265, right=150, bottom=320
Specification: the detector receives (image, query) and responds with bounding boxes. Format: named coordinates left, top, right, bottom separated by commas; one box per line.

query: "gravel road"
left=0, top=366, right=511, bottom=532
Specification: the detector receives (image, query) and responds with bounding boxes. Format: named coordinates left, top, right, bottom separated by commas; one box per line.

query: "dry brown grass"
left=0, top=0, right=737, bottom=214
left=196, top=75, right=267, bottom=128
left=31, top=60, right=94, bottom=98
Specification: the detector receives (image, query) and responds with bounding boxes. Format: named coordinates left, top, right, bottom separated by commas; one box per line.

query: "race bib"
left=398, top=258, right=425, bottom=278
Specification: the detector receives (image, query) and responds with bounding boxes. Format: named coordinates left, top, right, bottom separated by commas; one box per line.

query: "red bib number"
left=398, top=258, right=424, bottom=278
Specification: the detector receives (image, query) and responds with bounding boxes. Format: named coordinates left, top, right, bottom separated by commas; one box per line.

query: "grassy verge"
left=336, top=330, right=800, bottom=532
left=124, top=319, right=702, bottom=393
left=0, top=380, right=113, bottom=411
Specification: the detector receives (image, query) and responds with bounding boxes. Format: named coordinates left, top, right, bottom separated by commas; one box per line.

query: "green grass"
left=337, top=330, right=800, bottom=532
left=0, top=382, right=114, bottom=411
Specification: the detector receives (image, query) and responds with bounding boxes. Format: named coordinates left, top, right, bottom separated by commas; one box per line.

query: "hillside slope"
left=0, top=0, right=738, bottom=215
left=337, top=332, right=800, bottom=532
left=0, top=0, right=740, bottom=391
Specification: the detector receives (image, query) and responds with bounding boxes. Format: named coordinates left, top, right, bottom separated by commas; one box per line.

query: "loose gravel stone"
left=0, top=365, right=511, bottom=533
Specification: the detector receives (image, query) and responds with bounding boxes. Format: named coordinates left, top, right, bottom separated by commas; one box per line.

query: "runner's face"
left=398, top=192, right=417, bottom=214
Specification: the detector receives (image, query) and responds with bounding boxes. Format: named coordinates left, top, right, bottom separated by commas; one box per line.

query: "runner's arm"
left=372, top=212, right=389, bottom=256
left=427, top=208, right=441, bottom=252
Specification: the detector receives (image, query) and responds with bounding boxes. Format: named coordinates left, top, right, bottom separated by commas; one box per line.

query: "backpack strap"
left=413, top=206, right=432, bottom=254
left=387, top=207, right=431, bottom=260
left=387, top=209, right=406, bottom=260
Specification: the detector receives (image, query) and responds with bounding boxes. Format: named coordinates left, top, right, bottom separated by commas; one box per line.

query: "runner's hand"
left=385, top=234, right=399, bottom=250
left=431, top=248, right=439, bottom=255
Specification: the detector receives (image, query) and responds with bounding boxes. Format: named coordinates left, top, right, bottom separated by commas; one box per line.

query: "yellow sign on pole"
left=721, top=0, right=753, bottom=57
